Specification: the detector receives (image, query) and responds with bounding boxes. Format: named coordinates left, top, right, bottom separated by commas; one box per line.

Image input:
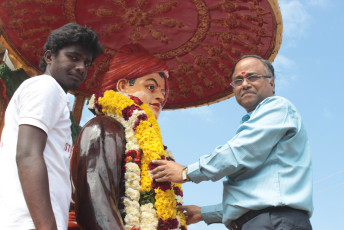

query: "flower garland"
left=88, top=90, right=187, bottom=230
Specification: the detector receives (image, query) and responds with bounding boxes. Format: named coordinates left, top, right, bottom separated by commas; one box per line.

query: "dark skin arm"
left=16, top=124, right=58, bottom=230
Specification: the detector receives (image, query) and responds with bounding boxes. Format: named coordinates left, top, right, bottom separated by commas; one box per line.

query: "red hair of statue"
left=101, top=44, right=169, bottom=106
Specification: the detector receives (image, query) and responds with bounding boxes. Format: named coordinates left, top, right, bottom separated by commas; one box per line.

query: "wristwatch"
left=182, top=167, right=190, bottom=182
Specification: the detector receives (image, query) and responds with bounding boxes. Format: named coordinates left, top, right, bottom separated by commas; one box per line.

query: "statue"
left=69, top=44, right=187, bottom=230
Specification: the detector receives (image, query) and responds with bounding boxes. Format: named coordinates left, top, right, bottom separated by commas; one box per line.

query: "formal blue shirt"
left=187, top=96, right=313, bottom=228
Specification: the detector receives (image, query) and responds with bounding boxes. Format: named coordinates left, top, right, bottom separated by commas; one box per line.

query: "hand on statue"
left=151, top=160, right=185, bottom=183
left=178, top=205, right=203, bottom=225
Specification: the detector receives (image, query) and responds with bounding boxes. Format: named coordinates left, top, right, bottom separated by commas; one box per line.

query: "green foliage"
left=70, top=112, right=81, bottom=145
left=140, top=190, right=156, bottom=206
left=0, top=64, right=29, bottom=100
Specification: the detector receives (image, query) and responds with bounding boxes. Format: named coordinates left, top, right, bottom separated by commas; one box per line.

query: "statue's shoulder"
left=80, top=115, right=125, bottom=137
left=83, top=115, right=123, bottom=128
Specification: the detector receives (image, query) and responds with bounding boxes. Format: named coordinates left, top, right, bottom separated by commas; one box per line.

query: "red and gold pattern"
left=0, top=0, right=282, bottom=109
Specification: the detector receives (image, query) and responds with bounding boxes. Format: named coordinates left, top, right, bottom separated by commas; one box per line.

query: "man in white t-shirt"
left=0, top=23, right=103, bottom=230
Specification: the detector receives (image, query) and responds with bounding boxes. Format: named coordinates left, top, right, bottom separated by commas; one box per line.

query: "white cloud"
left=279, top=0, right=311, bottom=45
left=273, top=55, right=295, bottom=70
left=307, top=0, right=328, bottom=7
left=182, top=106, right=215, bottom=123
left=272, top=55, right=297, bottom=89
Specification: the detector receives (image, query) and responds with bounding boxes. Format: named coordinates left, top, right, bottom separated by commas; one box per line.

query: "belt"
left=229, top=206, right=306, bottom=230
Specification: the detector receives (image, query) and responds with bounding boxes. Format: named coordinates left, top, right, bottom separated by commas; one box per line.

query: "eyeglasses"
left=230, top=74, right=272, bottom=88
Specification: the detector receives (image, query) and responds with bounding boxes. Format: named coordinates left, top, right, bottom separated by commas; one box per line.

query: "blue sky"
left=74, top=0, right=344, bottom=229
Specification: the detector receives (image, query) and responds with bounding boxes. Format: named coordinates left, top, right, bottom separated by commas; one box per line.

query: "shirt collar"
left=240, top=96, right=274, bottom=123
left=241, top=112, right=252, bottom=123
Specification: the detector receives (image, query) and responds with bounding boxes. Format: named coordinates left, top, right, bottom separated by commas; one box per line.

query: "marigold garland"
left=88, top=90, right=187, bottom=230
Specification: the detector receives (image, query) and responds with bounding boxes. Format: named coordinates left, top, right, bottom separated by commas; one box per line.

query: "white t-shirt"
left=0, top=74, right=72, bottom=230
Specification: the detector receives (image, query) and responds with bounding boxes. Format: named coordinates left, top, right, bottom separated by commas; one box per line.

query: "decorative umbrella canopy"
left=0, top=0, right=282, bottom=109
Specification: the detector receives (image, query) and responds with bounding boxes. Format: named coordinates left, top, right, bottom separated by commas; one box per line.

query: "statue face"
left=118, top=73, right=166, bottom=119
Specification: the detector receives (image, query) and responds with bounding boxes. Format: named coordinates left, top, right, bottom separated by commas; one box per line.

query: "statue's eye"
left=147, top=85, right=155, bottom=91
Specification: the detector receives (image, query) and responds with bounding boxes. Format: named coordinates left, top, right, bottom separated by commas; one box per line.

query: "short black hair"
left=231, top=55, right=275, bottom=79
left=39, top=23, right=104, bottom=71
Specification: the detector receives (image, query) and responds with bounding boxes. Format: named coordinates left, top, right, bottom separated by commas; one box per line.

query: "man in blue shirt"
left=151, top=55, right=313, bottom=230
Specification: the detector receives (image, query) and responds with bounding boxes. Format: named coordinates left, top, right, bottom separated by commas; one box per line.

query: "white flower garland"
left=88, top=92, right=186, bottom=230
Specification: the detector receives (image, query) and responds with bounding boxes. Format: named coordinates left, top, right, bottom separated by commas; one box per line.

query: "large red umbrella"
left=0, top=0, right=282, bottom=110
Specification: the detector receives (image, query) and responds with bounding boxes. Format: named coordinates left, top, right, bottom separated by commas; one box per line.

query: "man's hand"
left=150, top=160, right=185, bottom=183
left=178, top=205, right=203, bottom=225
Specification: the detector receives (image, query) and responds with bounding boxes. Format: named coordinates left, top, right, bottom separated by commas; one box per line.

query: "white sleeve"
left=18, top=78, right=66, bottom=134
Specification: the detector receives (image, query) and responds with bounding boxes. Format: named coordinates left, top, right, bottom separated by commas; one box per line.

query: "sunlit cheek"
left=234, top=88, right=240, bottom=97
left=129, top=90, right=159, bottom=117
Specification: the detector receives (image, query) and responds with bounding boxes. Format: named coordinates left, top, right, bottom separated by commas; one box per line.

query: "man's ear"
left=116, top=78, right=130, bottom=93
left=270, top=77, right=275, bottom=94
left=44, top=50, right=53, bottom=64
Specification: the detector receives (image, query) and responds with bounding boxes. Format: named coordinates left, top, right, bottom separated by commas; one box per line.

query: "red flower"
left=137, top=114, right=148, bottom=121
left=152, top=180, right=172, bottom=191
left=130, top=95, right=143, bottom=106
left=122, top=105, right=142, bottom=120
left=158, top=218, right=179, bottom=230
left=136, top=150, right=141, bottom=158
left=93, top=90, right=105, bottom=113
left=133, top=114, right=148, bottom=131
left=148, top=162, right=158, bottom=170
left=133, top=120, right=140, bottom=131
left=125, top=156, right=133, bottom=163
left=166, top=157, right=175, bottom=162
left=126, top=150, right=140, bottom=159
left=173, top=186, right=183, bottom=197
left=95, top=90, right=104, bottom=98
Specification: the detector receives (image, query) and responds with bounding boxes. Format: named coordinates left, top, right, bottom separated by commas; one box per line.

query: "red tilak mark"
left=241, top=72, right=246, bottom=74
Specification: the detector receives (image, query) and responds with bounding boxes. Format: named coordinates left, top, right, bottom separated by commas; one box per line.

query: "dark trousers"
left=241, top=207, right=312, bottom=230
